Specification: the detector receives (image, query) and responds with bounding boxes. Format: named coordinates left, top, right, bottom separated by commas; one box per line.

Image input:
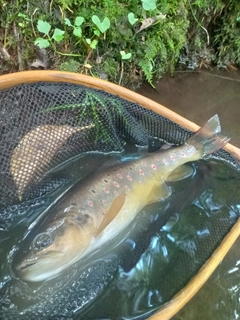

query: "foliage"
left=185, top=0, right=240, bottom=68
left=0, top=0, right=240, bottom=87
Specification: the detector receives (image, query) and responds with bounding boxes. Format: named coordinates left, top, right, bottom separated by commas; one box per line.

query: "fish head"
left=14, top=211, right=93, bottom=282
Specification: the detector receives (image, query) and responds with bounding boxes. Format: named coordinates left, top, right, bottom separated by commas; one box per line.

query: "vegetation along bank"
left=0, top=0, right=239, bottom=88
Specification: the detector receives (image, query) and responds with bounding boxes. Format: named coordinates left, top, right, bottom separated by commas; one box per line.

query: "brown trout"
left=15, top=115, right=229, bottom=282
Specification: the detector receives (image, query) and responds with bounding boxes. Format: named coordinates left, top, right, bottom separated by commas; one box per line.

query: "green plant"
left=59, top=58, right=81, bottom=72
left=127, top=12, right=138, bottom=25
left=35, top=20, right=65, bottom=50
left=120, top=51, right=132, bottom=60
left=34, top=14, right=111, bottom=59
left=141, top=0, right=157, bottom=11
left=2, top=0, right=240, bottom=87
left=92, top=15, right=110, bottom=33
left=17, top=13, right=31, bottom=28
left=65, top=16, right=85, bottom=38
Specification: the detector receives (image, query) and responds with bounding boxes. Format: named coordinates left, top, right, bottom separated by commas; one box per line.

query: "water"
left=80, top=158, right=240, bottom=320
left=139, top=70, right=240, bottom=148
left=173, top=243, right=240, bottom=320
left=138, top=70, right=240, bottom=319
left=0, top=140, right=239, bottom=319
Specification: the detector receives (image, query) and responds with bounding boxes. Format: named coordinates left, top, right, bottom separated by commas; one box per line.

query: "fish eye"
left=32, top=232, right=52, bottom=251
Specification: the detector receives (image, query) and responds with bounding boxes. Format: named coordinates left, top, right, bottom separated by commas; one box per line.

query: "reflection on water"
left=79, top=159, right=240, bottom=320
left=138, top=70, right=240, bottom=320
left=138, top=70, right=240, bottom=148
left=0, top=72, right=239, bottom=319
left=0, top=138, right=239, bottom=319
left=0, top=154, right=240, bottom=320
left=174, top=238, right=240, bottom=320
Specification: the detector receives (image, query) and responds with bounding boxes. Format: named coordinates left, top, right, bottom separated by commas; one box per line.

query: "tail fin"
left=187, top=115, right=230, bottom=157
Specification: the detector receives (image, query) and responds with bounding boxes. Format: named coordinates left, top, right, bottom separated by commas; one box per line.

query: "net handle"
left=0, top=70, right=239, bottom=160
left=0, top=70, right=240, bottom=318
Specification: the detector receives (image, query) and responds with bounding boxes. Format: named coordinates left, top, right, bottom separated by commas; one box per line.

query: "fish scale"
left=86, top=154, right=176, bottom=209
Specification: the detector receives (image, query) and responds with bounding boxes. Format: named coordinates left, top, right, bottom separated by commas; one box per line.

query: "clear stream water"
left=0, top=71, right=240, bottom=320
left=1, top=145, right=240, bottom=319
left=138, top=70, right=240, bottom=320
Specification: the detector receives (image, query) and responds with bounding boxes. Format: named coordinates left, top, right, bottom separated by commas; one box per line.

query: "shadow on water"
left=138, top=70, right=240, bottom=320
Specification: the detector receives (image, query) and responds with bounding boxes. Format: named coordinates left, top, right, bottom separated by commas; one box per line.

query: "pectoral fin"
left=96, top=192, right=126, bottom=235
left=167, top=164, right=194, bottom=182
left=147, top=179, right=172, bottom=204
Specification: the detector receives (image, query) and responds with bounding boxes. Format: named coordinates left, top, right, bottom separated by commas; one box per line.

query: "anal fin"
left=147, top=178, right=172, bottom=204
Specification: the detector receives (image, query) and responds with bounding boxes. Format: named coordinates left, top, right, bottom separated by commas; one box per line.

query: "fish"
left=14, top=115, right=230, bottom=282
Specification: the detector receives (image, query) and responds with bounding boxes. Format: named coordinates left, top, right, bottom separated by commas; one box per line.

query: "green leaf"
left=86, top=38, right=98, bottom=49
left=100, top=17, right=110, bottom=33
left=92, top=15, right=101, bottom=27
left=75, top=16, right=84, bottom=27
left=18, top=13, right=26, bottom=18
left=92, top=15, right=110, bottom=33
left=37, top=20, right=51, bottom=35
left=128, top=12, right=138, bottom=25
left=18, top=13, right=31, bottom=21
left=90, top=39, right=98, bottom=49
left=64, top=18, right=72, bottom=27
left=34, top=38, right=50, bottom=48
left=93, top=29, right=101, bottom=37
left=73, top=26, right=82, bottom=37
left=94, top=29, right=100, bottom=37
left=120, top=51, right=132, bottom=60
left=141, top=0, right=156, bottom=11
left=52, top=28, right=65, bottom=42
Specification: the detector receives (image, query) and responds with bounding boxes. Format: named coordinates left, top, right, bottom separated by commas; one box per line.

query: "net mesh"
left=0, top=80, right=239, bottom=320
left=0, top=82, right=196, bottom=209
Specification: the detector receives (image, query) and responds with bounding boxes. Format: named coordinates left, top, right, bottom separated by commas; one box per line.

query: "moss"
left=185, top=0, right=240, bottom=68
left=0, top=0, right=240, bottom=87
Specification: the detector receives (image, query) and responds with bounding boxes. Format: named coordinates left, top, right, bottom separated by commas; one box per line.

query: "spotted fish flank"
left=87, top=201, right=93, bottom=207
left=15, top=115, right=230, bottom=282
left=127, top=175, right=132, bottom=181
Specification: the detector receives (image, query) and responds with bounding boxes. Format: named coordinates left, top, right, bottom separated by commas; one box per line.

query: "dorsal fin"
left=96, top=192, right=126, bottom=235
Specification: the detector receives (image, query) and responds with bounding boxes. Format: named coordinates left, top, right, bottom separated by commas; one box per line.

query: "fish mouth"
left=16, top=260, right=37, bottom=272
left=15, top=251, right=62, bottom=276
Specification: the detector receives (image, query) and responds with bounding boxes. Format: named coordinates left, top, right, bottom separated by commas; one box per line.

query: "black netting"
left=0, top=81, right=239, bottom=320
left=0, top=82, right=196, bottom=210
